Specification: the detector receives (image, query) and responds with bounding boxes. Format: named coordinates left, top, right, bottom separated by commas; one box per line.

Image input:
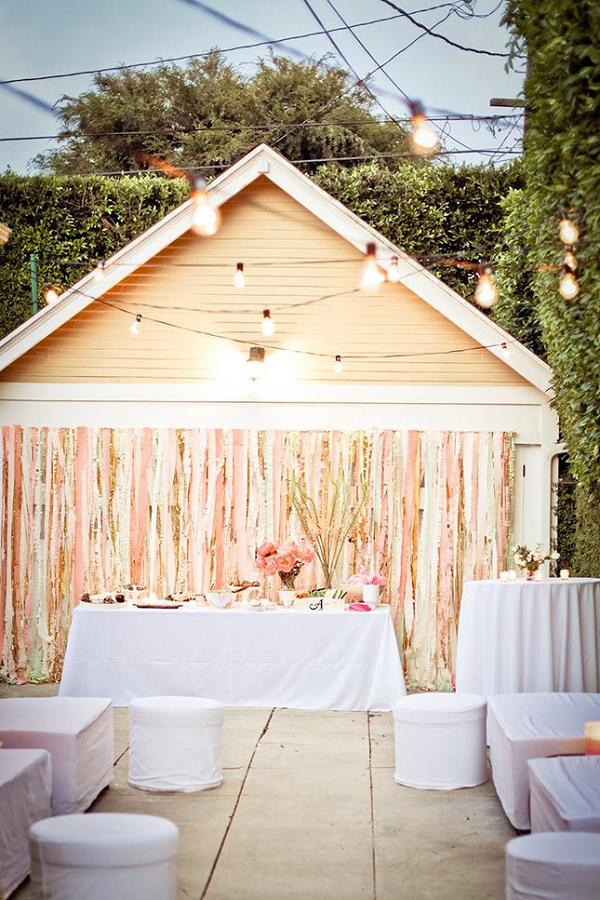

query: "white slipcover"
left=488, top=692, right=600, bottom=830
left=506, top=833, right=600, bottom=900
left=0, top=697, right=113, bottom=814
left=29, top=813, right=178, bottom=900
left=129, top=696, right=224, bottom=792
left=528, top=756, right=600, bottom=833
left=0, top=749, right=51, bottom=899
left=393, top=693, right=487, bottom=790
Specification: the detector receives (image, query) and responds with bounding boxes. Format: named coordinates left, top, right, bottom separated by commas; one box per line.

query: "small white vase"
left=362, top=584, right=380, bottom=605
left=278, top=590, right=297, bottom=608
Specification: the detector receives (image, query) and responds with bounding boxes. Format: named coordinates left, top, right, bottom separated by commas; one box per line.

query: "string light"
left=409, top=101, right=439, bottom=155
left=559, top=267, right=579, bottom=300
left=0, top=223, right=11, bottom=246
left=474, top=265, right=498, bottom=308
left=333, top=354, right=343, bottom=373
left=387, top=255, right=401, bottom=283
left=563, top=248, right=577, bottom=271
left=234, top=262, right=245, bottom=288
left=246, top=346, right=265, bottom=380
left=499, top=342, right=511, bottom=359
left=360, top=242, right=385, bottom=291
left=261, top=309, right=275, bottom=337
left=43, top=284, right=60, bottom=305
left=129, top=313, right=142, bottom=336
left=189, top=177, right=221, bottom=237
left=559, top=216, right=579, bottom=246
left=93, top=260, right=106, bottom=282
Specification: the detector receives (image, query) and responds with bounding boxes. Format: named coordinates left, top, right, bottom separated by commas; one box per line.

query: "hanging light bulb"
left=189, top=177, right=221, bottom=236
left=360, top=242, right=385, bottom=291
left=474, top=266, right=498, bottom=308
left=499, top=342, right=511, bottom=359
left=0, top=223, right=11, bottom=245
left=246, top=346, right=265, bottom=380
left=261, top=309, right=275, bottom=337
left=387, top=256, right=401, bottom=283
left=44, top=284, right=59, bottom=305
left=410, top=101, right=439, bottom=154
left=563, top=248, right=577, bottom=271
left=559, top=267, right=579, bottom=300
left=93, top=260, right=106, bottom=282
left=234, top=262, right=245, bottom=288
left=333, top=354, right=343, bottom=374
left=129, top=313, right=142, bottom=336
left=559, top=216, right=579, bottom=246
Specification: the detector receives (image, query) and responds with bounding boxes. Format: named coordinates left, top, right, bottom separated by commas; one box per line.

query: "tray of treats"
left=80, top=592, right=126, bottom=605
left=133, top=602, right=183, bottom=610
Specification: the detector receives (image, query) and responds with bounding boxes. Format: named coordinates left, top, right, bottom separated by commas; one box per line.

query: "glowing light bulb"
left=129, top=313, right=142, bottom=336
left=246, top=346, right=265, bottom=380
left=0, top=222, right=11, bottom=246
left=559, top=269, right=579, bottom=300
left=261, top=309, right=275, bottom=337
left=190, top=185, right=220, bottom=236
left=333, top=354, right=343, bottom=373
left=559, top=217, right=579, bottom=246
left=500, top=342, right=511, bottom=359
left=44, top=285, right=59, bottom=305
left=474, top=267, right=498, bottom=308
left=409, top=101, right=439, bottom=154
left=387, top=256, right=401, bottom=283
left=564, top=249, right=577, bottom=271
left=360, top=242, right=385, bottom=291
left=93, top=260, right=106, bottom=282
left=234, top=262, right=245, bottom=288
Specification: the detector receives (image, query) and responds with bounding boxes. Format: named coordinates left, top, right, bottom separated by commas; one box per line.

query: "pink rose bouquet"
left=347, top=570, right=385, bottom=587
left=256, top=540, right=315, bottom=589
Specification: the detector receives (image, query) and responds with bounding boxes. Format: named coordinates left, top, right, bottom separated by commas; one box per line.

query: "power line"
left=377, top=0, right=513, bottom=57
left=0, top=114, right=523, bottom=144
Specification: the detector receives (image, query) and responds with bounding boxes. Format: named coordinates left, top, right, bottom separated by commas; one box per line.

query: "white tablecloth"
left=59, top=605, right=405, bottom=710
left=455, top=578, right=600, bottom=698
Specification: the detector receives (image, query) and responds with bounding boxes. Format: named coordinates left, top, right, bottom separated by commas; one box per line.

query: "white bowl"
left=206, top=590, right=234, bottom=608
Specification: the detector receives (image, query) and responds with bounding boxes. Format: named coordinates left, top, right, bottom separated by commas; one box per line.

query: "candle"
left=507, top=570, right=517, bottom=581
left=500, top=571, right=510, bottom=582
left=533, top=570, right=544, bottom=582
left=584, top=721, right=600, bottom=755
left=560, top=569, right=570, bottom=580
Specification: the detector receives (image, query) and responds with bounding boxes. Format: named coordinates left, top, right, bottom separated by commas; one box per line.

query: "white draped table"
left=456, top=578, right=600, bottom=698
left=59, top=605, right=405, bottom=710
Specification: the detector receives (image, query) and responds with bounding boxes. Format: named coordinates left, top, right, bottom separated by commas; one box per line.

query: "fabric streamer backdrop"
left=0, top=427, right=513, bottom=688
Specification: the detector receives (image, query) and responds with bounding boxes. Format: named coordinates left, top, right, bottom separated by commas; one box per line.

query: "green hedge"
left=0, top=175, right=188, bottom=337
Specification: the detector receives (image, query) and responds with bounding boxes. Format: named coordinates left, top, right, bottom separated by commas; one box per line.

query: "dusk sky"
left=0, top=0, right=524, bottom=173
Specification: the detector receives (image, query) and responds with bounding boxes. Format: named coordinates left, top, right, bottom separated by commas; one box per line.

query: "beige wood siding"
left=1, top=177, right=526, bottom=385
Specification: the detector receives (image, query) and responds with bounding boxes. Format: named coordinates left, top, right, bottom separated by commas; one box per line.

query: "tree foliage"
left=35, top=53, right=410, bottom=175
left=501, top=0, right=600, bottom=573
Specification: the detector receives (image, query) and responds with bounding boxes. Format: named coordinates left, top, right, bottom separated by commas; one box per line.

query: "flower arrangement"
left=512, top=544, right=560, bottom=577
left=347, top=571, right=386, bottom=587
left=255, top=540, right=315, bottom=589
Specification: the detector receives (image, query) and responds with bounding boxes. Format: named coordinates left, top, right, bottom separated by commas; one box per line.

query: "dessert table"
left=456, top=578, right=600, bottom=698
left=59, top=604, right=405, bottom=710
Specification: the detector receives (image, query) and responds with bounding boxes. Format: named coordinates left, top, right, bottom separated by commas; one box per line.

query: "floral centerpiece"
left=348, top=570, right=386, bottom=605
left=256, top=540, right=314, bottom=590
left=512, top=545, right=560, bottom=578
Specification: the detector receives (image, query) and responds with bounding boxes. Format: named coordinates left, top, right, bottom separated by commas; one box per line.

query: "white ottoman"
left=129, top=696, right=224, bottom=792
left=528, top=756, right=600, bottom=833
left=0, top=749, right=52, bottom=898
left=488, top=692, right=600, bottom=830
left=0, top=697, right=113, bottom=814
left=393, top=693, right=487, bottom=789
left=29, top=813, right=178, bottom=900
left=506, top=833, right=600, bottom=900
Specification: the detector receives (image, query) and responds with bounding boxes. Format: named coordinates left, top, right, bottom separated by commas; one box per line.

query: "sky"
left=0, top=0, right=525, bottom=174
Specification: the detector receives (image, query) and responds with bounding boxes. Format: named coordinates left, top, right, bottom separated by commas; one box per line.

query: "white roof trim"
left=0, top=144, right=552, bottom=393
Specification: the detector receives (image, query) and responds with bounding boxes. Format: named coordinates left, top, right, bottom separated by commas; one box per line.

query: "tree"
left=35, top=53, right=410, bottom=175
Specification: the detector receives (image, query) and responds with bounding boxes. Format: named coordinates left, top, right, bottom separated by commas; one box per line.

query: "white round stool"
left=129, top=696, right=224, bottom=792
left=393, top=693, right=487, bottom=789
left=506, top=833, right=600, bottom=900
left=29, top=813, right=178, bottom=900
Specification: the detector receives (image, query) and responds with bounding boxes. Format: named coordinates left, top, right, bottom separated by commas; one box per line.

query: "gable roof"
left=0, top=144, right=552, bottom=393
